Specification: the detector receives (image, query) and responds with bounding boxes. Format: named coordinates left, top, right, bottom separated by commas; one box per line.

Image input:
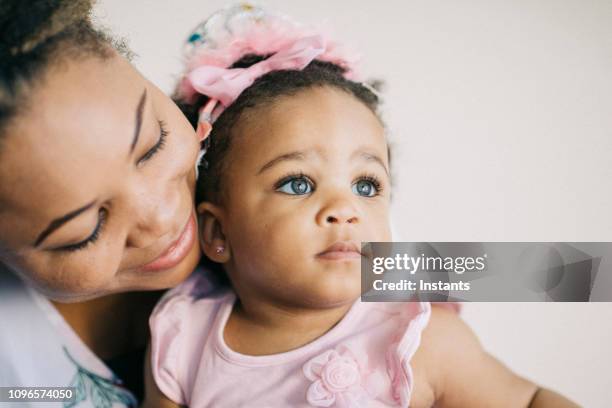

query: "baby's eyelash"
left=272, top=172, right=384, bottom=195
left=274, top=171, right=314, bottom=190
left=355, top=173, right=383, bottom=193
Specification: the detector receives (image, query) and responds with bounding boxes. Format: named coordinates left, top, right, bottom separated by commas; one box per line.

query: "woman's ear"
left=197, top=201, right=231, bottom=263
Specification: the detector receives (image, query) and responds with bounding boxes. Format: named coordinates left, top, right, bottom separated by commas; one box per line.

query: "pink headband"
left=178, top=4, right=361, bottom=125
left=189, top=35, right=329, bottom=123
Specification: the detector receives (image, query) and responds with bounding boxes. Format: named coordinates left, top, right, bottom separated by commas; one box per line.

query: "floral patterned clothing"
left=150, top=271, right=439, bottom=408
left=0, top=269, right=138, bottom=408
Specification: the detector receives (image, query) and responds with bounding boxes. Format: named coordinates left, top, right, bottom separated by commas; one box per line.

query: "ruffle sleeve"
left=149, top=291, right=191, bottom=404
left=386, top=301, right=462, bottom=406
left=148, top=269, right=220, bottom=405
left=385, top=301, right=432, bottom=407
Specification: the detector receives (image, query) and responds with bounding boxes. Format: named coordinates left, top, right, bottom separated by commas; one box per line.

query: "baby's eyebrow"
left=257, top=149, right=323, bottom=175
left=352, top=149, right=389, bottom=176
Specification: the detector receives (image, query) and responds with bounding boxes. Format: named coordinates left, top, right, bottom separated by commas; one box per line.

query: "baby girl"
left=143, top=5, right=578, bottom=408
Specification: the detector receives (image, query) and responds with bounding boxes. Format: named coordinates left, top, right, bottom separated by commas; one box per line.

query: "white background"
left=93, top=1, right=612, bottom=406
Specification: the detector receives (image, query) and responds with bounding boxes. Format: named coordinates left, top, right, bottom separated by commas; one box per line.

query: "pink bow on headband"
left=187, top=35, right=326, bottom=113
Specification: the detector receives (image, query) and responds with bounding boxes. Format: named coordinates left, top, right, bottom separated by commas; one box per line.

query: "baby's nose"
left=317, top=195, right=360, bottom=226
left=325, top=214, right=358, bottom=224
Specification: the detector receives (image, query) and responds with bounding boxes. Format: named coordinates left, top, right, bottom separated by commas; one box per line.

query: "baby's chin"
left=290, top=269, right=363, bottom=308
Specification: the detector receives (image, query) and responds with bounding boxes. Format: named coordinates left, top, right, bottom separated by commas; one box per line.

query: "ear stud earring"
left=215, top=246, right=225, bottom=254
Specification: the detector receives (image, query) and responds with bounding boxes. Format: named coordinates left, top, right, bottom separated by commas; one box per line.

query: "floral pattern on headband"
left=177, top=3, right=361, bottom=105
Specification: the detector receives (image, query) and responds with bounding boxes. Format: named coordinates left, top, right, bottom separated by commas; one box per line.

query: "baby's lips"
left=360, top=243, right=374, bottom=259
left=318, top=241, right=361, bottom=256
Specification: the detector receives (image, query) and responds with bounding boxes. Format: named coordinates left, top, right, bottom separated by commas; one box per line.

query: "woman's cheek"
left=16, top=243, right=122, bottom=299
left=171, top=128, right=200, bottom=183
left=43, top=258, right=115, bottom=296
left=166, top=96, right=201, bottom=173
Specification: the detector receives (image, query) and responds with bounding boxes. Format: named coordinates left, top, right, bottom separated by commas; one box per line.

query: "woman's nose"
left=316, top=193, right=360, bottom=226
left=126, top=186, right=180, bottom=249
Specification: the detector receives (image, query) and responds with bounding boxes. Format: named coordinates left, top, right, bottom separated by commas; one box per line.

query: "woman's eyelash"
left=58, top=209, right=107, bottom=252
left=138, top=120, right=168, bottom=164
left=57, top=120, right=169, bottom=253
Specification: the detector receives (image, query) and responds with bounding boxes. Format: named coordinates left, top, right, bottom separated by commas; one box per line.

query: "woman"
left=0, top=1, right=204, bottom=405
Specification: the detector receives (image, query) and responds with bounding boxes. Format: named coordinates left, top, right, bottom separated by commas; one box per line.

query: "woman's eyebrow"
left=129, top=89, right=147, bottom=155
left=32, top=89, right=147, bottom=248
left=34, top=200, right=97, bottom=247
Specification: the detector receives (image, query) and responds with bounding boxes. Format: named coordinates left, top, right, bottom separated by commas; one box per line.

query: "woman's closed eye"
left=55, top=121, right=170, bottom=253
left=137, top=120, right=168, bottom=165
left=54, top=209, right=107, bottom=252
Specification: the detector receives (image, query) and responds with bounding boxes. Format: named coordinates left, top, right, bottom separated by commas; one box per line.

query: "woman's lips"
left=140, top=213, right=196, bottom=272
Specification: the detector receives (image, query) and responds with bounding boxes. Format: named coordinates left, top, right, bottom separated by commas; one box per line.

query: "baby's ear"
left=197, top=202, right=231, bottom=263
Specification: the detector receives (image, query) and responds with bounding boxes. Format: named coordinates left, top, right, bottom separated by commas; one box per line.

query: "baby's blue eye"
left=277, top=177, right=313, bottom=195
left=352, top=180, right=376, bottom=197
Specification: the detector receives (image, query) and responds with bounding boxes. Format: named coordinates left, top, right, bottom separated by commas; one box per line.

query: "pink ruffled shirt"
left=150, top=271, right=457, bottom=407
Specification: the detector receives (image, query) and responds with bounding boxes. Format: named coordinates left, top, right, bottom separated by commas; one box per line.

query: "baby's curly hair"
left=0, top=0, right=129, bottom=135
left=174, top=54, right=387, bottom=206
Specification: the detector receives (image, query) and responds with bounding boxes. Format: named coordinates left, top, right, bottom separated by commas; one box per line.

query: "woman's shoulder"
left=0, top=267, right=140, bottom=406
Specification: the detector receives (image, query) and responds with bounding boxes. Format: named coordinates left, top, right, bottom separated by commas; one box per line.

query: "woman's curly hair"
left=0, top=0, right=128, bottom=134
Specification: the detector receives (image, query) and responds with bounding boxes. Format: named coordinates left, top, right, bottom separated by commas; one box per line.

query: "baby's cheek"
left=379, top=221, right=393, bottom=241
left=362, top=211, right=392, bottom=241
left=256, top=223, right=293, bottom=258
left=247, top=221, right=303, bottom=269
